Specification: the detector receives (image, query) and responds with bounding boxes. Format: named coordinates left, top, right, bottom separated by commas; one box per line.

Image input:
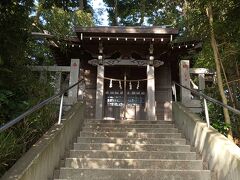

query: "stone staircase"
left=54, top=119, right=212, bottom=180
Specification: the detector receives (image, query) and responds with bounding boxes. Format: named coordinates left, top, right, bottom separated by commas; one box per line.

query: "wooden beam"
left=75, top=26, right=179, bottom=35
left=30, top=66, right=71, bottom=72
left=190, top=68, right=214, bottom=74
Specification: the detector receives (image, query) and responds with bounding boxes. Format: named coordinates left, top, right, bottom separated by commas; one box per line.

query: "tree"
left=0, top=0, right=94, bottom=175
left=184, top=0, right=240, bottom=140
left=206, top=4, right=233, bottom=140
left=104, top=0, right=152, bottom=26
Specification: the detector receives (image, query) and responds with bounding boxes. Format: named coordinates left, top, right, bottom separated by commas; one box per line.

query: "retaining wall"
left=173, top=102, right=240, bottom=180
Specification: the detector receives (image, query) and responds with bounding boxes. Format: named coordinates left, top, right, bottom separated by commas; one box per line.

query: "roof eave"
left=75, top=26, right=179, bottom=35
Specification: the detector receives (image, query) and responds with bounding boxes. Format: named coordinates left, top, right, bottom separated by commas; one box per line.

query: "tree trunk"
left=231, top=82, right=239, bottom=109
left=206, top=4, right=233, bottom=141
left=219, top=57, right=236, bottom=108
left=139, top=0, right=145, bottom=26
left=30, top=0, right=45, bottom=32
left=79, top=0, right=84, bottom=10
left=113, top=0, right=119, bottom=26
left=183, top=0, right=190, bottom=35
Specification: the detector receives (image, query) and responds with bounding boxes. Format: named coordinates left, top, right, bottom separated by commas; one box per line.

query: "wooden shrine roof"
left=75, top=26, right=178, bottom=36
left=31, top=26, right=201, bottom=66
left=74, top=26, right=179, bottom=43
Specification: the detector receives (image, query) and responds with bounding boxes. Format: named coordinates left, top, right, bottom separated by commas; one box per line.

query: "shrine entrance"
left=104, top=66, right=147, bottom=120
left=35, top=26, right=202, bottom=121
left=67, top=27, right=200, bottom=120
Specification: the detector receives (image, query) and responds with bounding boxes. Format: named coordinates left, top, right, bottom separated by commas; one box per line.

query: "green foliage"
left=193, top=42, right=215, bottom=69
left=41, top=7, right=93, bottom=39
left=33, top=7, right=93, bottom=59
left=211, top=119, right=231, bottom=136
left=27, top=39, right=53, bottom=65
left=177, top=0, right=240, bottom=138
left=0, top=68, right=58, bottom=176
left=0, top=103, right=58, bottom=175
left=103, top=0, right=151, bottom=25
left=41, top=0, right=92, bottom=12
left=201, top=85, right=240, bottom=138
left=207, top=101, right=231, bottom=136
left=0, top=1, right=32, bottom=68
left=0, top=0, right=94, bottom=177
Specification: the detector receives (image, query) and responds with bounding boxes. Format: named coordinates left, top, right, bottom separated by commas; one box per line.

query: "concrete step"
left=82, top=127, right=179, bottom=133
left=73, top=143, right=191, bottom=152
left=84, top=123, right=175, bottom=128
left=77, top=137, right=186, bottom=145
left=58, top=168, right=211, bottom=180
left=69, top=150, right=197, bottom=160
left=80, top=131, right=182, bottom=138
left=64, top=158, right=203, bottom=170
left=85, top=119, right=173, bottom=124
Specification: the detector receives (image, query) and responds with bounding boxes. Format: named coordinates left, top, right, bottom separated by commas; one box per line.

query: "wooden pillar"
left=95, top=65, right=104, bottom=119
left=179, top=60, right=191, bottom=104
left=123, top=72, right=127, bottom=119
left=78, top=68, right=85, bottom=100
left=69, top=59, right=80, bottom=103
left=147, top=65, right=156, bottom=120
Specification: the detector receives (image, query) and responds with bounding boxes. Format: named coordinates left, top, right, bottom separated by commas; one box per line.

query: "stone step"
left=80, top=131, right=182, bottom=138
left=73, top=143, right=191, bottom=152
left=77, top=137, right=186, bottom=145
left=64, top=158, right=203, bottom=170
left=53, top=169, right=60, bottom=179
left=58, top=168, right=211, bottom=180
left=85, top=119, right=173, bottom=124
left=82, top=127, right=179, bottom=133
left=84, top=123, right=175, bottom=129
left=69, top=150, right=197, bottom=160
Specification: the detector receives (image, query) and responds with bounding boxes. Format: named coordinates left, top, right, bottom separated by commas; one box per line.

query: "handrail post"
left=58, top=94, right=64, bottom=125
left=203, top=98, right=210, bottom=128
left=172, top=83, right=177, bottom=102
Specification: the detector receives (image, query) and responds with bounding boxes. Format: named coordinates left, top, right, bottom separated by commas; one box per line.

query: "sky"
left=91, top=0, right=109, bottom=26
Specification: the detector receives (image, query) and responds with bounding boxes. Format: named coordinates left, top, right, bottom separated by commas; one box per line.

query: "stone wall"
left=173, top=102, right=240, bottom=180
